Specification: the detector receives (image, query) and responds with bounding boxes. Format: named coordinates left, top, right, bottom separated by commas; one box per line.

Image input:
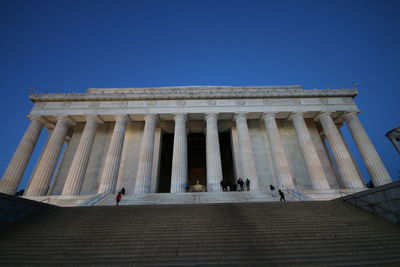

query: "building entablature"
left=29, top=87, right=359, bottom=123
left=29, top=86, right=358, bottom=102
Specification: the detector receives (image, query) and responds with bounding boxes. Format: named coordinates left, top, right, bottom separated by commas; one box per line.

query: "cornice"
left=29, top=86, right=358, bottom=103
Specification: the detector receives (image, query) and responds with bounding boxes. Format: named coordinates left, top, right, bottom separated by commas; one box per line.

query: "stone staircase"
left=96, top=191, right=281, bottom=206
left=0, top=200, right=400, bottom=266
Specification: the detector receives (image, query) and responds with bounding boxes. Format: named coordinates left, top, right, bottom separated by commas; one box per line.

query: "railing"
left=79, top=193, right=108, bottom=207
left=282, top=186, right=313, bottom=201
left=340, top=191, right=400, bottom=223
left=40, top=198, right=51, bottom=203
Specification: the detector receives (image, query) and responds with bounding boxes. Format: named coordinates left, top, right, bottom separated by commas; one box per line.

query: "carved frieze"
left=175, top=100, right=186, bottom=106
left=29, top=86, right=358, bottom=102
left=61, top=102, right=71, bottom=107
left=235, top=100, right=246, bottom=106
left=207, top=100, right=216, bottom=106
left=146, top=101, right=157, bottom=107
left=88, top=102, right=100, bottom=108
left=119, top=101, right=128, bottom=107
left=35, top=102, right=46, bottom=109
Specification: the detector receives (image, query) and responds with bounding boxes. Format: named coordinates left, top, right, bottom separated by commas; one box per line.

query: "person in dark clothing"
left=278, top=189, right=285, bottom=202
left=120, top=187, right=126, bottom=195
left=220, top=180, right=228, bottom=191
left=185, top=183, right=190, bottom=192
left=245, top=178, right=250, bottom=191
left=115, top=192, right=122, bottom=206
left=270, top=184, right=276, bottom=197
left=237, top=178, right=244, bottom=192
left=228, top=182, right=237, bottom=191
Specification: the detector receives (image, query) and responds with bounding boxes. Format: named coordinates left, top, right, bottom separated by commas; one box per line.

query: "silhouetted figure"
left=367, top=180, right=375, bottom=188
left=120, top=187, right=126, bottom=195
left=237, top=178, right=244, bottom=192
left=185, top=183, right=190, bottom=192
left=278, top=189, right=285, bottom=202
left=270, top=184, right=276, bottom=197
left=115, top=192, right=122, bottom=206
left=245, top=178, right=250, bottom=191
left=220, top=180, right=228, bottom=191
left=228, top=182, right=237, bottom=191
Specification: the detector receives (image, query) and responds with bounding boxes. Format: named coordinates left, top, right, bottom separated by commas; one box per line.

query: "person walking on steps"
left=270, top=184, right=276, bottom=197
left=278, top=189, right=285, bottom=202
left=115, top=191, right=122, bottom=206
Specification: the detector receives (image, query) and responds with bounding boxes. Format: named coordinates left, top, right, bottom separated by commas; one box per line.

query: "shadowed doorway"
left=157, top=131, right=235, bottom=193
left=187, top=133, right=206, bottom=187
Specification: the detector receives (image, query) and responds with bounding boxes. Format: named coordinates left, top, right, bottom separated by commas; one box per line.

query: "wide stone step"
left=1, top=201, right=399, bottom=266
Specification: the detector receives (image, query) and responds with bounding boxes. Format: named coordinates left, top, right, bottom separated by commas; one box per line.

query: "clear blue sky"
left=0, top=0, right=399, bottom=191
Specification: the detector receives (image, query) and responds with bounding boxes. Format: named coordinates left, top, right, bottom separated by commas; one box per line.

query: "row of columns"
left=0, top=111, right=392, bottom=196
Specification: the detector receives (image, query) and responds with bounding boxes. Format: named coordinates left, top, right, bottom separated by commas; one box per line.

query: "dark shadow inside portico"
left=156, top=131, right=235, bottom=193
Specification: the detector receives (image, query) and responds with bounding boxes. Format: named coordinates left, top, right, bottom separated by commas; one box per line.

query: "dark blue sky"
left=0, top=0, right=399, bottom=190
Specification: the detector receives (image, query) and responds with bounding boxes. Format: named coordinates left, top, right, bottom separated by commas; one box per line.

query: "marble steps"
left=0, top=201, right=400, bottom=266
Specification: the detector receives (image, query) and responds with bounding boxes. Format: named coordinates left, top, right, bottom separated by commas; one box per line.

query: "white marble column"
left=262, top=113, right=295, bottom=189
left=316, top=112, right=364, bottom=189
left=234, top=113, right=259, bottom=191
left=289, top=113, right=330, bottom=190
left=342, top=111, right=391, bottom=186
left=61, top=115, right=103, bottom=195
left=98, top=115, right=129, bottom=194
left=25, top=116, right=74, bottom=196
left=170, top=114, right=188, bottom=193
left=205, top=114, right=223, bottom=192
left=135, top=114, right=158, bottom=193
left=0, top=117, right=46, bottom=195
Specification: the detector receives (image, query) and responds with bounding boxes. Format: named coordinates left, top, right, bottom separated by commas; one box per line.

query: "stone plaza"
left=0, top=86, right=393, bottom=205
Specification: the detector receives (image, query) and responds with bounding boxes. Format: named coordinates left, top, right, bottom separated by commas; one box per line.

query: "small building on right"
left=386, top=127, right=400, bottom=153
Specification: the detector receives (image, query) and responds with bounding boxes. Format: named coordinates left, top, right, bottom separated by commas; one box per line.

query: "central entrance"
left=187, top=133, right=206, bottom=187
left=157, top=130, right=235, bottom=193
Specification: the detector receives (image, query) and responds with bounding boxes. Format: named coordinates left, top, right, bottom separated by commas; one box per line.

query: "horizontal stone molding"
left=30, top=87, right=358, bottom=102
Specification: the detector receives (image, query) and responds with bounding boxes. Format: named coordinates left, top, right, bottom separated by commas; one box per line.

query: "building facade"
left=0, top=86, right=393, bottom=204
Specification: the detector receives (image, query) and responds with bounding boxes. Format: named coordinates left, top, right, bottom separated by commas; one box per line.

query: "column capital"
left=288, top=112, right=304, bottom=121
left=144, top=114, right=159, bottom=122
left=314, top=112, right=333, bottom=122
left=114, top=114, right=130, bottom=123
left=341, top=111, right=360, bottom=120
left=27, top=115, right=48, bottom=124
left=173, top=113, right=187, bottom=121
left=205, top=113, right=219, bottom=120
left=261, top=113, right=276, bottom=120
left=85, top=115, right=104, bottom=124
left=55, top=115, right=76, bottom=126
left=234, top=113, right=248, bottom=120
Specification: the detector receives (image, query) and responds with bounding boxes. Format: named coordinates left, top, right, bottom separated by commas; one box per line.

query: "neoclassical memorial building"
left=0, top=86, right=393, bottom=205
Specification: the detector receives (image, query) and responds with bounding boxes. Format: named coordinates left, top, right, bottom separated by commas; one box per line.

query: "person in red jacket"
left=115, top=192, right=122, bottom=206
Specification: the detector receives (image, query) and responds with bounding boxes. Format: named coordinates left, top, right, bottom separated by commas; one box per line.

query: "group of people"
left=220, top=177, right=251, bottom=192
left=115, top=187, right=125, bottom=206
left=115, top=183, right=286, bottom=205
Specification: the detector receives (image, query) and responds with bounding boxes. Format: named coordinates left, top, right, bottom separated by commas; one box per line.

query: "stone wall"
left=342, top=181, right=400, bottom=223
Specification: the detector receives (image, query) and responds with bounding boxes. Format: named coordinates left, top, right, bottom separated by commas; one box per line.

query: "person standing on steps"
left=278, top=189, right=285, bottom=202
left=185, top=182, right=190, bottom=192
left=245, top=178, right=250, bottom=191
left=220, top=180, right=228, bottom=191
left=120, top=187, right=125, bottom=195
left=115, top=191, right=122, bottom=206
left=237, top=177, right=244, bottom=192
